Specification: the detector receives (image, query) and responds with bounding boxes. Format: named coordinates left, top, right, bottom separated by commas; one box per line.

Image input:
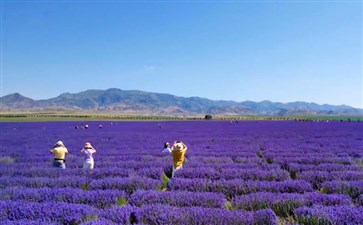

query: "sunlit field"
left=0, top=121, right=362, bottom=225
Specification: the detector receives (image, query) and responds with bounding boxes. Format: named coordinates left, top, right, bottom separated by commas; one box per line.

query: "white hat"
left=173, top=142, right=184, bottom=151
left=56, top=141, right=64, bottom=146
left=84, top=142, right=93, bottom=148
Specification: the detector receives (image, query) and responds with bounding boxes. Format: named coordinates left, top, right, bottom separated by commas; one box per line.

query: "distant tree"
left=205, top=115, right=212, bottom=120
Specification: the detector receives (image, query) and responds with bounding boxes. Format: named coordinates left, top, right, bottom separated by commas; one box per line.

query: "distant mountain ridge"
left=1, top=88, right=362, bottom=116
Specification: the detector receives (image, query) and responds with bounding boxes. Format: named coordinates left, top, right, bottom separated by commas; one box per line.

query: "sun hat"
left=173, top=142, right=184, bottom=151
left=84, top=142, right=93, bottom=148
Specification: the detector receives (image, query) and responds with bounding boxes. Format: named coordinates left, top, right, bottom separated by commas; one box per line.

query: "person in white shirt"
left=80, top=142, right=96, bottom=173
left=162, top=142, right=172, bottom=154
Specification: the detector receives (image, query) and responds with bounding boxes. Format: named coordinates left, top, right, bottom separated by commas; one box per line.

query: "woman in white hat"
left=171, top=141, right=188, bottom=178
left=50, top=141, right=68, bottom=169
left=81, top=142, right=96, bottom=173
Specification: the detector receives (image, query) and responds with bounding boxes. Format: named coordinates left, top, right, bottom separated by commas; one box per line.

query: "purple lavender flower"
left=0, top=200, right=99, bottom=224
left=297, top=171, right=363, bottom=189
left=101, top=205, right=140, bottom=224
left=79, top=218, right=116, bottom=225
left=0, top=219, right=58, bottom=225
left=358, top=194, right=363, bottom=206
left=169, top=179, right=313, bottom=198
left=89, top=177, right=159, bottom=193
left=129, top=190, right=226, bottom=208
left=254, top=209, right=278, bottom=225
left=232, top=192, right=351, bottom=217
left=320, top=180, right=363, bottom=198
left=295, top=205, right=363, bottom=225
left=1, top=121, right=362, bottom=224
left=0, top=176, right=88, bottom=189
left=137, top=204, right=263, bottom=225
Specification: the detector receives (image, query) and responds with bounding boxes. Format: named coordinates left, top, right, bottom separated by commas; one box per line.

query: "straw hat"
left=84, top=142, right=93, bottom=149
left=173, top=142, right=184, bottom=151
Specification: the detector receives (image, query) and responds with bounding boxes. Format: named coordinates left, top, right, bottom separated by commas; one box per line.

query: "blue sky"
left=1, top=1, right=362, bottom=108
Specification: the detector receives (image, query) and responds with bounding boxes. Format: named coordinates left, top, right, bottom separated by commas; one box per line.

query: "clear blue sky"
left=1, top=1, right=362, bottom=108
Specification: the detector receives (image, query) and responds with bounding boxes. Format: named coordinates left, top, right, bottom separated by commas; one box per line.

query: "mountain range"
left=1, top=88, right=362, bottom=116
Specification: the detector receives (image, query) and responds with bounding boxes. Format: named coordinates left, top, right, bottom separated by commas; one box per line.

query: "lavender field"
left=0, top=120, right=362, bottom=225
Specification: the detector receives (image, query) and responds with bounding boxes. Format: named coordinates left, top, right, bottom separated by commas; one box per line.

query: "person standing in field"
left=160, top=142, right=173, bottom=186
left=50, top=141, right=68, bottom=169
left=162, top=142, right=172, bottom=154
left=171, top=141, right=188, bottom=178
left=81, top=142, right=96, bottom=173
left=160, top=141, right=188, bottom=191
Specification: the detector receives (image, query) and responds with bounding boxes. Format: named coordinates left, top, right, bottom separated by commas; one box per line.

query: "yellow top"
left=172, top=148, right=187, bottom=169
left=51, top=147, right=68, bottom=159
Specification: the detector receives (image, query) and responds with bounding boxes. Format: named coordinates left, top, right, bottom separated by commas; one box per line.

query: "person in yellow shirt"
left=159, top=141, right=188, bottom=190
left=171, top=141, right=188, bottom=178
left=50, top=141, right=68, bottom=169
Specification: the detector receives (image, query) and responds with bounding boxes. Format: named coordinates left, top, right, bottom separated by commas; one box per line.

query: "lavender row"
left=294, top=205, right=363, bottom=225
left=0, top=200, right=277, bottom=225
left=16, top=148, right=359, bottom=165
left=320, top=180, right=363, bottom=198
left=1, top=219, right=58, bottom=225
left=0, top=176, right=160, bottom=193
left=232, top=192, right=352, bottom=217
left=0, top=163, right=286, bottom=181
left=0, top=200, right=99, bottom=224
left=8, top=160, right=169, bottom=170
left=0, top=167, right=90, bottom=178
left=129, top=190, right=226, bottom=208
left=0, top=167, right=296, bottom=181
left=297, top=171, right=363, bottom=189
left=80, top=218, right=117, bottom=225
left=12, top=151, right=358, bottom=163
left=101, top=204, right=277, bottom=225
left=0, top=167, right=291, bottom=182
left=273, top=156, right=353, bottom=165
left=175, top=167, right=290, bottom=181
left=169, top=179, right=313, bottom=198
left=13, top=152, right=356, bottom=167
left=174, top=161, right=281, bottom=172
left=2, top=157, right=263, bottom=168
left=0, top=167, right=159, bottom=179
left=288, top=163, right=363, bottom=172
left=88, top=177, right=160, bottom=193
left=189, top=156, right=261, bottom=164
left=1, top=157, right=269, bottom=170
left=262, top=148, right=362, bottom=156
left=0, top=177, right=312, bottom=197
left=4, top=159, right=363, bottom=178
left=358, top=194, right=363, bottom=206
left=0, top=176, right=88, bottom=189
left=0, top=187, right=126, bottom=209
left=0, top=161, right=282, bottom=176
left=1, top=150, right=264, bottom=163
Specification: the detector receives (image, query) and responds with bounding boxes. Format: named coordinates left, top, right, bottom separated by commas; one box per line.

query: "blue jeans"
left=53, top=159, right=66, bottom=169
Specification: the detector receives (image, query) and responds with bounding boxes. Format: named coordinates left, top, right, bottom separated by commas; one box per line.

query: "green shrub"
left=205, top=115, right=212, bottom=120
